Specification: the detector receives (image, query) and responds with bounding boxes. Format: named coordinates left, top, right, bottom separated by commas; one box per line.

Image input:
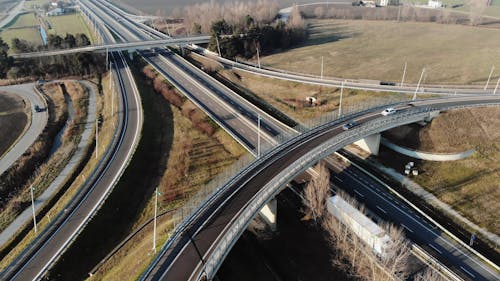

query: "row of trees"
left=302, top=163, right=444, bottom=281
left=181, top=0, right=280, bottom=35
left=11, top=33, right=91, bottom=53
left=0, top=35, right=102, bottom=80
left=204, top=4, right=307, bottom=59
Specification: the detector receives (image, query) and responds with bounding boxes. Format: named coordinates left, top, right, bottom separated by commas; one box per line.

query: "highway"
left=188, top=47, right=499, bottom=96
left=1, top=12, right=145, bottom=279
left=0, top=84, right=48, bottom=177
left=75, top=2, right=500, bottom=280
left=142, top=97, right=500, bottom=281
left=10, top=36, right=210, bottom=58
left=79, top=0, right=294, bottom=153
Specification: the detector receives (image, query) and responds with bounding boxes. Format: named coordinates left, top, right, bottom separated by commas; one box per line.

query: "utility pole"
left=320, top=56, right=324, bottom=79
left=413, top=68, right=425, bottom=100
left=338, top=81, right=344, bottom=118
left=494, top=77, right=500, bottom=95
left=257, top=115, right=261, bottom=157
left=30, top=186, right=37, bottom=233
left=95, top=119, right=98, bottom=159
left=215, top=34, right=221, bottom=57
left=153, top=187, right=159, bottom=253
left=400, top=61, right=407, bottom=86
left=484, top=65, right=495, bottom=90
left=110, top=70, right=114, bottom=117
left=256, top=42, right=261, bottom=69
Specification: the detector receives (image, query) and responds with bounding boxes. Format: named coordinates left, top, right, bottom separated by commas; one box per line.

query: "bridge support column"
left=353, top=133, right=381, bottom=156
left=259, top=198, right=277, bottom=232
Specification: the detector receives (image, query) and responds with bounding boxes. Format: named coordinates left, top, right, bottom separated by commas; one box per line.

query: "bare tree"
left=289, top=4, right=306, bottom=28
left=469, top=0, right=489, bottom=25
left=303, top=163, right=330, bottom=222
left=314, top=6, right=326, bottom=18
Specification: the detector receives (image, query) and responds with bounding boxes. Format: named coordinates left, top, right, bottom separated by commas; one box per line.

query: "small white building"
left=46, top=8, right=65, bottom=16
left=428, top=0, right=442, bottom=8
left=379, top=0, right=389, bottom=7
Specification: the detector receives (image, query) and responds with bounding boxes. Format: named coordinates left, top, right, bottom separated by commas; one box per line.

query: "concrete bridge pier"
left=353, top=133, right=381, bottom=156
left=259, top=198, right=277, bottom=231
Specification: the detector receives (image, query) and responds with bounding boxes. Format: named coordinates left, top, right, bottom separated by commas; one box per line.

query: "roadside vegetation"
left=0, top=92, right=29, bottom=157
left=0, top=81, right=92, bottom=236
left=381, top=107, right=500, bottom=234
left=303, top=164, right=444, bottom=281
left=0, top=83, right=68, bottom=233
left=190, top=53, right=405, bottom=124
left=86, top=61, right=246, bottom=281
left=0, top=77, right=115, bottom=270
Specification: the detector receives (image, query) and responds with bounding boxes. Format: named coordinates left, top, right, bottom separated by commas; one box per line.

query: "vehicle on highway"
left=381, top=108, right=396, bottom=116
left=342, top=121, right=359, bottom=130
left=34, top=105, right=42, bottom=112
left=379, top=81, right=396, bottom=86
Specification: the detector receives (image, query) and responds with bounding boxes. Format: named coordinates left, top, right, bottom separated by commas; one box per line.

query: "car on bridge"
left=342, top=121, right=360, bottom=130
left=381, top=108, right=396, bottom=116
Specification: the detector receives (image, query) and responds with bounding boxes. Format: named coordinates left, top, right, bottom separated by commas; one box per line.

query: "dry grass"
left=87, top=67, right=246, bottom=281
left=384, top=107, right=500, bottom=234
left=0, top=92, right=29, bottom=157
left=260, top=19, right=500, bottom=84
left=0, top=78, right=116, bottom=269
left=219, top=68, right=404, bottom=123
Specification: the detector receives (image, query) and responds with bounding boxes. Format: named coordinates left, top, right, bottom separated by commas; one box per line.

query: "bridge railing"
left=201, top=108, right=436, bottom=279
left=140, top=98, right=438, bottom=279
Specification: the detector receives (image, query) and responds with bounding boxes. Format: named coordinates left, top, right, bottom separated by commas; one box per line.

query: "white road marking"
left=428, top=243, right=443, bottom=254
left=376, top=205, right=387, bottom=214
left=354, top=189, right=364, bottom=198
left=334, top=176, right=343, bottom=182
left=460, top=266, right=476, bottom=278
left=402, top=224, right=413, bottom=233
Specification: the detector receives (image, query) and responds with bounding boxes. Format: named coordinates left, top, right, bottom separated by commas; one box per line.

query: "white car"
left=381, top=108, right=396, bottom=116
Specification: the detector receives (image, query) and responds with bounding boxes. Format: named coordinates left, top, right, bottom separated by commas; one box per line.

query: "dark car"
left=342, top=121, right=359, bottom=130
left=380, top=81, right=396, bottom=86
left=34, top=105, right=42, bottom=112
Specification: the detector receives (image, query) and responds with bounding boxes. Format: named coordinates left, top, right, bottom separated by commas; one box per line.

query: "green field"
left=0, top=27, right=42, bottom=50
left=260, top=19, right=500, bottom=84
left=46, top=13, right=95, bottom=42
left=3, top=12, right=38, bottom=29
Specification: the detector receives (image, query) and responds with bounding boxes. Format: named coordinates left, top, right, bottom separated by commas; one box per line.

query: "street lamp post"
left=400, top=61, right=407, bottom=86
left=153, top=187, right=159, bottom=253
left=338, top=81, right=344, bottom=118
left=30, top=186, right=37, bottom=233
left=413, top=68, right=425, bottom=101
left=484, top=65, right=495, bottom=90
left=257, top=115, right=261, bottom=157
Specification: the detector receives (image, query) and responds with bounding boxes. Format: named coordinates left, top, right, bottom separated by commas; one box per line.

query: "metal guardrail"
left=200, top=109, right=434, bottom=279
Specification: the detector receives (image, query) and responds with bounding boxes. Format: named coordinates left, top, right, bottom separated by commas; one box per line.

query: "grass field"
left=382, top=107, right=500, bottom=234
left=2, top=12, right=37, bottom=29
left=0, top=92, right=28, bottom=157
left=260, top=19, right=500, bottom=84
left=46, top=13, right=94, bottom=41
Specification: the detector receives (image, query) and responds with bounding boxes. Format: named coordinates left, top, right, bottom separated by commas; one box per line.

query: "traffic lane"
left=160, top=50, right=286, bottom=137
left=329, top=164, right=498, bottom=281
left=0, top=84, right=48, bottom=176
left=153, top=110, right=384, bottom=280
left=10, top=54, right=136, bottom=281
left=145, top=54, right=276, bottom=150
left=148, top=91, right=500, bottom=278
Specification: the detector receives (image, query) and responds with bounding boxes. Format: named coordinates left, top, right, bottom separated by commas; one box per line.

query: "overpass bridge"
left=142, top=96, right=500, bottom=281
left=10, top=36, right=210, bottom=58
